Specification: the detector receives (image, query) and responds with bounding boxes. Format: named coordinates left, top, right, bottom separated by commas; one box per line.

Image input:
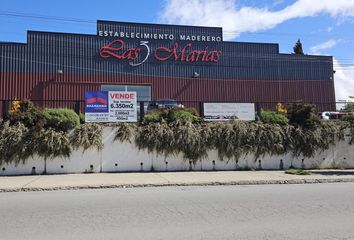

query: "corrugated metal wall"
left=0, top=72, right=336, bottom=110
left=1, top=31, right=333, bottom=80
left=97, top=20, right=223, bottom=41
left=0, top=21, right=336, bottom=111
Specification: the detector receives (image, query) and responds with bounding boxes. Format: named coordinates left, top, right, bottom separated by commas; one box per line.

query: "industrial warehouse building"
left=0, top=20, right=335, bottom=116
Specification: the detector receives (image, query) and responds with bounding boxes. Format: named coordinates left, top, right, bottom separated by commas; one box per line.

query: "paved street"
left=1, top=183, right=354, bottom=240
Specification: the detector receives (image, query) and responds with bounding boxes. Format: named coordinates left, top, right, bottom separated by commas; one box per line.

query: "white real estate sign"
left=203, top=102, right=255, bottom=121
left=108, top=91, right=137, bottom=122
left=85, top=91, right=137, bottom=122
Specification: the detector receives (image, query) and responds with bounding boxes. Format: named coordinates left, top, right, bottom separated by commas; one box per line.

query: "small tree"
left=343, top=102, right=354, bottom=112
left=287, top=102, right=320, bottom=128
left=293, top=39, right=304, bottom=55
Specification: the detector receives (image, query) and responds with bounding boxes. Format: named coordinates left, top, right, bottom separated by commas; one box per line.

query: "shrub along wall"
left=1, top=103, right=354, bottom=175
left=1, top=120, right=354, bottom=175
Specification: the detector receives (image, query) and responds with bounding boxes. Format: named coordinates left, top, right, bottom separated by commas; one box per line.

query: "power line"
left=0, top=11, right=95, bottom=24
left=0, top=11, right=352, bottom=67
left=1, top=10, right=354, bottom=40
left=0, top=10, right=353, bottom=60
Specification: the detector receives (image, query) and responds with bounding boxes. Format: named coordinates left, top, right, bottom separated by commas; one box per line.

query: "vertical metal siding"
left=17, top=31, right=331, bottom=81
left=0, top=24, right=335, bottom=111
left=97, top=20, right=223, bottom=42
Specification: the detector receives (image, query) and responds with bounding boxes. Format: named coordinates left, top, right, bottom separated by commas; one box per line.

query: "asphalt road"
left=1, top=183, right=354, bottom=240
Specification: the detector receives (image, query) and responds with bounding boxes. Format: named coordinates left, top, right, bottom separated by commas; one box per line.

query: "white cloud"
left=334, top=58, right=354, bottom=104
left=159, top=0, right=354, bottom=40
left=159, top=0, right=354, bottom=106
left=309, top=39, right=338, bottom=55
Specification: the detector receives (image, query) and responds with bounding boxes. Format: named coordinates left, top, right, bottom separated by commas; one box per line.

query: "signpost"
left=85, top=91, right=137, bottom=122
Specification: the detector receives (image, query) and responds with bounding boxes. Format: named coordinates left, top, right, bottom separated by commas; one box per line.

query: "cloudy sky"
left=1, top=0, right=354, bottom=102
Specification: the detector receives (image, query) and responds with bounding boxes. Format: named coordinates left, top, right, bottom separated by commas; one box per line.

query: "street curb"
left=2, top=177, right=354, bottom=193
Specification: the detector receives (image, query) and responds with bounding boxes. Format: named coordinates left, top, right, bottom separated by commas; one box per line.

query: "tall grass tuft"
left=35, top=128, right=71, bottom=160
left=0, top=122, right=72, bottom=164
left=113, top=123, right=135, bottom=143
left=0, top=122, right=29, bottom=165
left=71, top=123, right=103, bottom=151
left=135, top=120, right=346, bottom=163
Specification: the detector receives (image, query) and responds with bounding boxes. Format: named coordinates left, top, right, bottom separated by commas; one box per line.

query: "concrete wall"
left=1, top=127, right=354, bottom=176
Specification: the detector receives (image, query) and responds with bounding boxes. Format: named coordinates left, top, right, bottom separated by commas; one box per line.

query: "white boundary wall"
left=1, top=127, right=354, bottom=176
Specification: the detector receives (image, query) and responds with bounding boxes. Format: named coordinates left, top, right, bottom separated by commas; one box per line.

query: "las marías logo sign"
left=99, top=40, right=222, bottom=66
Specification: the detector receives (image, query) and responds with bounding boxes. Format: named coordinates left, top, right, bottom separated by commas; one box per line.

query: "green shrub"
left=43, top=108, right=80, bottom=131
left=143, top=108, right=200, bottom=124
left=259, top=110, right=289, bottom=125
left=167, top=108, right=200, bottom=123
left=8, top=100, right=80, bottom=131
left=342, top=114, right=354, bottom=123
left=143, top=109, right=164, bottom=124
left=341, top=114, right=354, bottom=144
left=343, top=103, right=354, bottom=112
left=8, top=100, right=46, bottom=129
left=287, top=102, right=320, bottom=128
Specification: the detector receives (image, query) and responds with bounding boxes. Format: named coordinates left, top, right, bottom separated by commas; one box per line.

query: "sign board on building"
left=99, top=40, right=222, bottom=66
left=203, top=103, right=255, bottom=121
left=85, top=91, right=137, bottom=122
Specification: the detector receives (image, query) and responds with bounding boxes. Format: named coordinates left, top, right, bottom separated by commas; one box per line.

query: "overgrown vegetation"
left=143, top=109, right=165, bottom=123
left=286, top=102, right=320, bottom=128
left=135, top=120, right=210, bottom=162
left=343, top=103, right=354, bottom=112
left=167, top=108, right=200, bottom=123
left=259, top=110, right=289, bottom=125
left=0, top=122, right=30, bottom=165
left=43, top=108, right=80, bottom=131
left=342, top=114, right=354, bottom=123
left=342, top=114, right=354, bottom=144
left=0, top=121, right=71, bottom=165
left=8, top=99, right=46, bottom=129
left=8, top=100, right=79, bottom=132
left=135, top=120, right=345, bottom=162
left=71, top=123, right=103, bottom=151
left=34, top=128, right=71, bottom=160
left=142, top=108, right=200, bottom=124
left=291, top=121, right=345, bottom=157
left=0, top=100, right=102, bottom=164
left=113, top=123, right=134, bottom=143
left=0, top=100, right=352, bottom=165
